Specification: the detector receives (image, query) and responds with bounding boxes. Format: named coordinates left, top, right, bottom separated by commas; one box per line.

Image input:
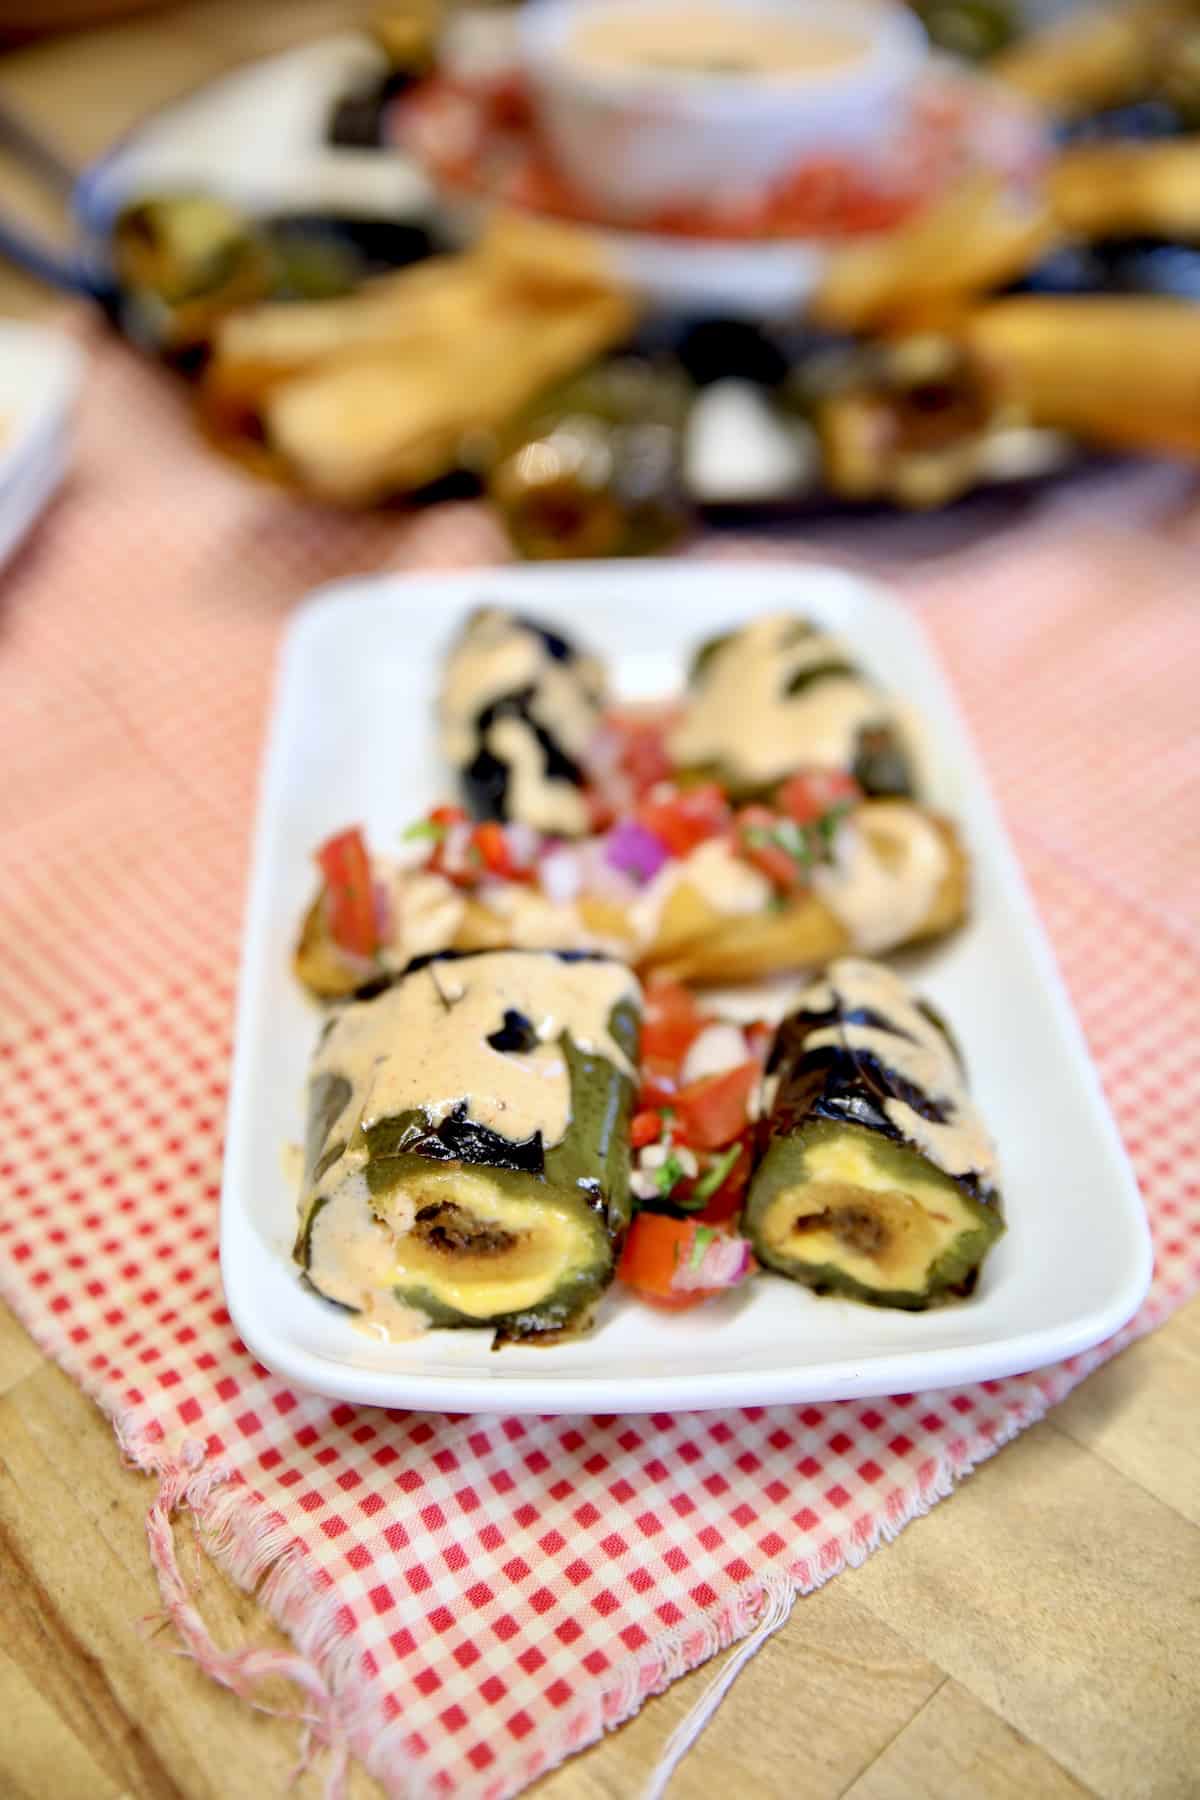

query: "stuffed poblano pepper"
left=439, top=606, right=607, bottom=837
left=746, top=958, right=1003, bottom=1309
left=669, top=613, right=915, bottom=801
left=296, top=948, right=640, bottom=1343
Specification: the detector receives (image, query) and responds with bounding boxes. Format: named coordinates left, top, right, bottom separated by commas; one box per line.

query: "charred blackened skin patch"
left=400, top=1100, right=546, bottom=1175
left=793, top=1206, right=888, bottom=1255
left=487, top=1008, right=539, bottom=1054
left=852, top=724, right=913, bottom=798
left=462, top=685, right=587, bottom=823
left=413, top=1201, right=518, bottom=1256
left=515, top=612, right=574, bottom=665
left=401, top=946, right=611, bottom=978
left=783, top=659, right=857, bottom=697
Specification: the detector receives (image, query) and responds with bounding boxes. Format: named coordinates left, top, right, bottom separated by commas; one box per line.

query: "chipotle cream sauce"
left=668, top=613, right=888, bottom=786
left=629, top=833, right=772, bottom=943
left=313, top=951, right=639, bottom=1154
left=799, top=958, right=997, bottom=1184
left=306, top=1182, right=431, bottom=1341
left=382, top=867, right=466, bottom=967
left=572, top=7, right=865, bottom=77
left=488, top=715, right=592, bottom=836
left=812, top=802, right=948, bottom=953
left=439, top=608, right=603, bottom=768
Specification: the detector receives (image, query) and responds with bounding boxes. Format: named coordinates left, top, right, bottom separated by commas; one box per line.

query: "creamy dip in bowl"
left=520, top=0, right=929, bottom=219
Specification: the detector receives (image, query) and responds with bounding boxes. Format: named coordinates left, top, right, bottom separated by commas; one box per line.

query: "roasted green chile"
left=673, top=615, right=916, bottom=801
left=746, top=958, right=1003, bottom=1309
left=438, top=606, right=607, bottom=836
left=296, top=949, right=640, bottom=1342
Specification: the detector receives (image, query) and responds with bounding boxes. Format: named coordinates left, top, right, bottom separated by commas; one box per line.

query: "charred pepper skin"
left=297, top=961, right=639, bottom=1341
left=678, top=620, right=917, bottom=802
left=746, top=973, right=1003, bottom=1310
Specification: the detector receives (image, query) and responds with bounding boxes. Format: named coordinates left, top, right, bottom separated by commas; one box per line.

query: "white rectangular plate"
left=221, top=562, right=1151, bottom=1414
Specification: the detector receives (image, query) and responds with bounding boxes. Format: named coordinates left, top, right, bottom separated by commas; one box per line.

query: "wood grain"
left=1, top=7, right=1198, bottom=1798
left=5, top=1296, right=1199, bottom=1800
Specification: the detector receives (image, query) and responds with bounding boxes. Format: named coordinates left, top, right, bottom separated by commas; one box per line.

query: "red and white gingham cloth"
left=1, top=333, right=1198, bottom=1800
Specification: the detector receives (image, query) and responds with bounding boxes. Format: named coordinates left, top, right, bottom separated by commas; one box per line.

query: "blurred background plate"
left=72, top=32, right=435, bottom=282
left=434, top=184, right=834, bottom=317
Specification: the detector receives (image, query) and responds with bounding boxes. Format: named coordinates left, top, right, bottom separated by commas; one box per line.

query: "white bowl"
left=520, top=0, right=929, bottom=220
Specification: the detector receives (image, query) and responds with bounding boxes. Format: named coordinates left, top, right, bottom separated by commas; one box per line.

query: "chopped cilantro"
left=654, top=1152, right=687, bottom=1198
left=772, top=819, right=814, bottom=866
left=693, top=1143, right=742, bottom=1201
left=402, top=817, right=447, bottom=842
left=816, top=801, right=853, bottom=844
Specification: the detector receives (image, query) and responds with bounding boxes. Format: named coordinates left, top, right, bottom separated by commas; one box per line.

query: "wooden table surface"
left=1, top=7, right=1198, bottom=1798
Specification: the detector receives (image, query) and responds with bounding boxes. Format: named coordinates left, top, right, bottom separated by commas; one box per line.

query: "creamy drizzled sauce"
left=440, top=609, right=547, bottom=765
left=306, top=1183, right=430, bottom=1342
left=629, top=835, right=772, bottom=943
left=813, top=802, right=948, bottom=953
left=484, top=881, right=619, bottom=954
left=313, top=951, right=639, bottom=1156
left=489, top=716, right=591, bottom=836
left=382, top=867, right=467, bottom=968
left=439, top=607, right=602, bottom=767
left=572, top=7, right=865, bottom=77
left=799, top=958, right=997, bottom=1184
left=668, top=614, right=888, bottom=786
left=626, top=803, right=943, bottom=956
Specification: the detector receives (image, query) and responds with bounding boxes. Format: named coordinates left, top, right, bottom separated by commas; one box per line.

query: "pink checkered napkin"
left=1, top=334, right=1197, bottom=1800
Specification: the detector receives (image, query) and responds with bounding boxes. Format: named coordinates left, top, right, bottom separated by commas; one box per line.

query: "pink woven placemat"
left=2, top=332, right=1198, bottom=1799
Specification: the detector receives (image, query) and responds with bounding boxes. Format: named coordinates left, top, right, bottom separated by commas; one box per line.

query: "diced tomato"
left=735, top=804, right=806, bottom=893
left=637, top=1073, right=678, bottom=1111
left=429, top=804, right=467, bottom=828
left=739, top=803, right=780, bottom=833
left=617, top=1214, right=718, bottom=1309
left=472, top=820, right=534, bottom=882
left=636, top=782, right=730, bottom=858
left=630, top=1109, right=663, bottom=1149
left=744, top=838, right=804, bottom=892
left=776, top=770, right=862, bottom=827
left=473, top=821, right=509, bottom=874
left=610, top=710, right=674, bottom=798
left=742, top=1020, right=775, bottom=1067
left=585, top=787, right=616, bottom=834
left=641, top=979, right=706, bottom=1080
left=484, top=74, right=535, bottom=132
left=673, top=1061, right=760, bottom=1152
left=316, top=826, right=378, bottom=960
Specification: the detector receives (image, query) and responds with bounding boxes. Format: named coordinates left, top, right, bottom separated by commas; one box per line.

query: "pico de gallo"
left=307, top=728, right=864, bottom=989
left=615, top=977, right=768, bottom=1309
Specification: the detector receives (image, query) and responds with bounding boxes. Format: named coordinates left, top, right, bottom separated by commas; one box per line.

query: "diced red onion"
left=575, top=836, right=640, bottom=904
left=671, top=1233, right=755, bottom=1295
left=605, top=819, right=670, bottom=885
